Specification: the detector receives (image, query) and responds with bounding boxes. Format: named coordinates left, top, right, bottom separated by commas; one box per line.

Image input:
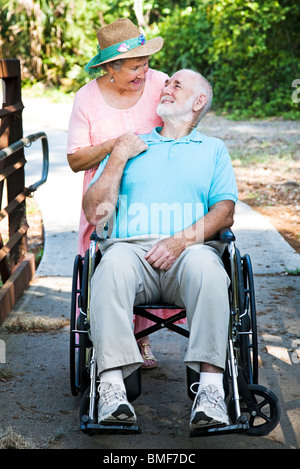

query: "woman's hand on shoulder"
left=112, top=132, right=148, bottom=162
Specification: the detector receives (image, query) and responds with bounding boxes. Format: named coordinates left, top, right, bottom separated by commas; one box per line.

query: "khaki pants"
left=90, top=240, right=230, bottom=379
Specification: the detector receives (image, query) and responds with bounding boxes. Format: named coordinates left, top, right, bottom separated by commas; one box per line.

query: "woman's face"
left=109, top=56, right=150, bottom=92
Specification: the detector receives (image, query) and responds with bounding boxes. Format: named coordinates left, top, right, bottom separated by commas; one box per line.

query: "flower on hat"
left=117, top=43, right=130, bottom=53
left=138, top=34, right=146, bottom=45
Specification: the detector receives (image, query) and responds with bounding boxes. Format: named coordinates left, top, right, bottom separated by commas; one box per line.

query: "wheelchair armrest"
left=90, top=228, right=108, bottom=242
left=89, top=228, right=236, bottom=244
left=90, top=230, right=101, bottom=241
left=218, top=227, right=235, bottom=243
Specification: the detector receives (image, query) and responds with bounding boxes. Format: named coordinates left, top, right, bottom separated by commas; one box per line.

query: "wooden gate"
left=0, top=59, right=48, bottom=323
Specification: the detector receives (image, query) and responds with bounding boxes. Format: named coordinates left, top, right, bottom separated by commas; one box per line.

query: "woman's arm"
left=67, top=138, right=117, bottom=173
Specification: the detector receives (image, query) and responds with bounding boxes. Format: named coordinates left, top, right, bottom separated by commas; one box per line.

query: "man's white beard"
left=156, top=94, right=195, bottom=122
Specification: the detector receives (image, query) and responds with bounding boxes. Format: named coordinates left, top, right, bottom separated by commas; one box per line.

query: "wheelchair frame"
left=70, top=229, right=280, bottom=437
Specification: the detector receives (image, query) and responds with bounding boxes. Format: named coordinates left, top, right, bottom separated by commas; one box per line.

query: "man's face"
left=156, top=70, right=198, bottom=120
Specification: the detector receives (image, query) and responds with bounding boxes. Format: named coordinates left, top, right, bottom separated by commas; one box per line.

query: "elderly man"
left=82, top=69, right=238, bottom=430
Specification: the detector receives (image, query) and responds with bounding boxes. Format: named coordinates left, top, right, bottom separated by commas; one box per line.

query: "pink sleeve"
left=67, top=87, right=92, bottom=154
left=149, top=69, right=168, bottom=95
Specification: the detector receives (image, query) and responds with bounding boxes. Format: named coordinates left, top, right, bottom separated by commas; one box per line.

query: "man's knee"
left=95, top=244, right=139, bottom=281
left=180, top=247, right=228, bottom=287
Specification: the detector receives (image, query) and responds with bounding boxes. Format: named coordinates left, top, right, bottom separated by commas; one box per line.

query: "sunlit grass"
left=22, top=82, right=74, bottom=103
left=0, top=427, right=34, bottom=449
left=2, top=314, right=69, bottom=333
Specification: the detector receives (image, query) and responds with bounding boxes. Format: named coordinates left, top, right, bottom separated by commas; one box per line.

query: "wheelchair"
left=69, top=228, right=280, bottom=437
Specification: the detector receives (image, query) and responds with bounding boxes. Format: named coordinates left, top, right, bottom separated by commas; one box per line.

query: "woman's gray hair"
left=102, top=55, right=150, bottom=73
left=101, top=59, right=124, bottom=73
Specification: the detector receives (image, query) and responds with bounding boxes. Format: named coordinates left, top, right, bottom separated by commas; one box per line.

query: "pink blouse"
left=67, top=68, right=168, bottom=255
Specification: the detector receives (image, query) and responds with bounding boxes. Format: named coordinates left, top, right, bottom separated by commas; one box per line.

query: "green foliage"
left=150, top=0, right=300, bottom=118
left=0, top=0, right=299, bottom=118
left=0, top=0, right=101, bottom=89
left=206, top=0, right=300, bottom=118
left=149, top=4, right=213, bottom=77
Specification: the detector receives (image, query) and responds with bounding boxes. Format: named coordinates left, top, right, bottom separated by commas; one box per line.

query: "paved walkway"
left=0, top=99, right=299, bottom=449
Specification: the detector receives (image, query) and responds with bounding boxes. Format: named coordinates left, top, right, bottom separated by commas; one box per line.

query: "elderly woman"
left=67, top=18, right=169, bottom=368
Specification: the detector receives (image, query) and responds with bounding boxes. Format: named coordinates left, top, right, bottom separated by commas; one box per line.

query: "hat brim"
left=90, top=36, right=164, bottom=68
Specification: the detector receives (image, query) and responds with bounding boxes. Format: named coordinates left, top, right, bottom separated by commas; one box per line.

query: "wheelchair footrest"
left=80, top=415, right=141, bottom=435
left=189, top=421, right=249, bottom=437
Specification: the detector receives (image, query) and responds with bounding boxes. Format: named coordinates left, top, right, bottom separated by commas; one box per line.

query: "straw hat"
left=85, top=18, right=163, bottom=75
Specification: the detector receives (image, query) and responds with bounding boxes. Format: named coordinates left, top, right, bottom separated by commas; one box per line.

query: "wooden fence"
left=0, top=59, right=48, bottom=323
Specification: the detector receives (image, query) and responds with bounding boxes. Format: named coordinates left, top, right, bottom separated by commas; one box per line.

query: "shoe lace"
left=190, top=382, right=223, bottom=408
left=190, top=382, right=201, bottom=395
left=98, top=383, right=126, bottom=406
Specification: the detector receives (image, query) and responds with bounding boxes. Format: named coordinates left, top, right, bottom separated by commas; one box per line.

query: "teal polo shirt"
left=90, top=128, right=238, bottom=238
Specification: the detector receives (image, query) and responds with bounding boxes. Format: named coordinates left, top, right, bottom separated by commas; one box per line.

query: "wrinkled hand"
left=145, top=237, right=186, bottom=271
left=113, top=132, right=148, bottom=162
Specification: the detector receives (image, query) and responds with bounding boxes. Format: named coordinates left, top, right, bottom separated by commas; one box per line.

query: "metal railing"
left=0, top=132, right=49, bottom=194
left=0, top=58, right=48, bottom=323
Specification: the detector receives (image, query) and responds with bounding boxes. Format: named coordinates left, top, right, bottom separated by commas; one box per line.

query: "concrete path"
left=23, top=99, right=83, bottom=276
left=0, top=99, right=299, bottom=450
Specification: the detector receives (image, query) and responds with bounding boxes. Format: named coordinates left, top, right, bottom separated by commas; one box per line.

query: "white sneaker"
left=190, top=384, right=229, bottom=429
left=98, top=382, right=137, bottom=425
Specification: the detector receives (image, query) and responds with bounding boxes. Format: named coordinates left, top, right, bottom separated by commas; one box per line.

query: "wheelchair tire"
left=229, top=384, right=281, bottom=436
left=77, top=249, right=91, bottom=395
left=77, top=248, right=102, bottom=396
left=70, top=254, right=83, bottom=396
left=235, top=249, right=258, bottom=385
left=242, top=254, right=258, bottom=384
left=234, top=248, right=248, bottom=365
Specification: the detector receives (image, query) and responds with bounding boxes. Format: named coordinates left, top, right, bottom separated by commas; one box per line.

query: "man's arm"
left=145, top=200, right=235, bottom=271
left=82, top=132, right=148, bottom=226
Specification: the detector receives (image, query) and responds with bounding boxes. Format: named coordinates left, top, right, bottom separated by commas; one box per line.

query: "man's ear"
left=193, top=94, right=207, bottom=112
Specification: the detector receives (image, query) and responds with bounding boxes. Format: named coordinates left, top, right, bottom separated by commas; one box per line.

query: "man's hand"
left=113, top=132, right=148, bottom=162
left=144, top=200, right=236, bottom=271
left=145, top=237, right=186, bottom=271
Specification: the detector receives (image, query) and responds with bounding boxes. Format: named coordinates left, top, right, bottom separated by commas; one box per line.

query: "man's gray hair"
left=181, top=69, right=213, bottom=123
left=196, top=72, right=213, bottom=123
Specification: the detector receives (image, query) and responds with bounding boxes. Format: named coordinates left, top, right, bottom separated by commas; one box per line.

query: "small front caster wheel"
left=229, top=384, right=281, bottom=436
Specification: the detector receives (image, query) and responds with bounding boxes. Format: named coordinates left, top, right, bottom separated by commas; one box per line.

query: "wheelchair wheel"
left=235, top=249, right=259, bottom=385
left=76, top=248, right=102, bottom=396
left=77, top=249, right=91, bottom=395
left=229, top=384, right=281, bottom=436
left=242, top=254, right=258, bottom=384
left=70, top=254, right=83, bottom=396
left=70, top=251, right=90, bottom=396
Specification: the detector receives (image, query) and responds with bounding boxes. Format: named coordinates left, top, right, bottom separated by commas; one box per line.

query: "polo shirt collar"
left=146, top=127, right=203, bottom=144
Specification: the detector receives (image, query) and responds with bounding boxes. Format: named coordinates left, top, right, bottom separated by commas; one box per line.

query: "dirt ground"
left=0, top=114, right=299, bottom=451
left=233, top=150, right=300, bottom=256
left=201, top=114, right=300, bottom=256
